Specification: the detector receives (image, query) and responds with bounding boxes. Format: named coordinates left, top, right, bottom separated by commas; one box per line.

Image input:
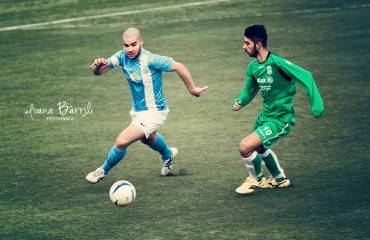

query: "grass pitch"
left=1, top=0, right=369, bottom=239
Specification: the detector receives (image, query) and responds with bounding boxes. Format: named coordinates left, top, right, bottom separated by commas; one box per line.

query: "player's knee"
left=239, top=142, right=254, bottom=158
left=115, top=139, right=131, bottom=149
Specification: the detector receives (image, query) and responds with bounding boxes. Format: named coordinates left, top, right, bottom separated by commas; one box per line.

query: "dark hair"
left=244, top=25, right=268, bottom=47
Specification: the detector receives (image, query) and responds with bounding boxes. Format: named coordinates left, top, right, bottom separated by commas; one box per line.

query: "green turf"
left=1, top=0, right=369, bottom=239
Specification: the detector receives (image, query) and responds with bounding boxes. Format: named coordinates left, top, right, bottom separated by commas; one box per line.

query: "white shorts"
left=130, top=108, right=169, bottom=138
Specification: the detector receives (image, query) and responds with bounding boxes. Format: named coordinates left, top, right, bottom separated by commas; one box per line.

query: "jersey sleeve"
left=148, top=53, right=172, bottom=72
left=107, top=50, right=124, bottom=69
left=232, top=65, right=259, bottom=109
left=278, top=59, right=324, bottom=118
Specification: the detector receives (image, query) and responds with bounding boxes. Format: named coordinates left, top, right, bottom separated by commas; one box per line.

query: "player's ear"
left=256, top=42, right=261, bottom=49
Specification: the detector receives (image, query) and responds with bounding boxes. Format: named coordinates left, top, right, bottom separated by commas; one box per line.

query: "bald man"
left=86, top=28, right=208, bottom=183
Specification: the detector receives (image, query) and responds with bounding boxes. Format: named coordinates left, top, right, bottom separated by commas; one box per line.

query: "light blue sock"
left=100, top=146, right=127, bottom=174
left=147, top=134, right=172, bottom=160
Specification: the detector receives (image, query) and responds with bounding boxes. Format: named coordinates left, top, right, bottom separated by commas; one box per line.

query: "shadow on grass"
left=161, top=168, right=190, bottom=177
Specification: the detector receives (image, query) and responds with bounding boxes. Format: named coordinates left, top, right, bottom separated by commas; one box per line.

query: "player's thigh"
left=130, top=109, right=169, bottom=139
left=115, top=124, right=146, bottom=148
left=254, top=121, right=293, bottom=150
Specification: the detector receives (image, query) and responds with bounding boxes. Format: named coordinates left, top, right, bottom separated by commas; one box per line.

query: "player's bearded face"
left=123, top=37, right=143, bottom=59
left=243, top=37, right=258, bottom=58
left=249, top=44, right=258, bottom=57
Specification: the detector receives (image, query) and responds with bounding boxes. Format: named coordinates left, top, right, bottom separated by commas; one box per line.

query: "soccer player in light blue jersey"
left=86, top=28, right=208, bottom=183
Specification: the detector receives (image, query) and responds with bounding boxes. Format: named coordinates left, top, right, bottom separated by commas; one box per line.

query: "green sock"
left=259, top=149, right=286, bottom=180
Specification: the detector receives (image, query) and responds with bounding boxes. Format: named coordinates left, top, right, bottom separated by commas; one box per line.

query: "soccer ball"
left=109, top=180, right=136, bottom=207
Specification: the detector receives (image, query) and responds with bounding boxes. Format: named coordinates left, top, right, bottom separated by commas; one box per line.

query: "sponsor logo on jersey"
left=129, top=73, right=141, bottom=81
left=257, top=76, right=273, bottom=91
left=124, top=67, right=141, bottom=82
left=257, top=77, right=274, bottom=84
left=267, top=76, right=273, bottom=84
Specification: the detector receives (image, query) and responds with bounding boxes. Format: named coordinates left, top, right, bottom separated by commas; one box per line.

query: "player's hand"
left=91, top=58, right=108, bottom=68
left=190, top=86, right=209, bottom=97
left=91, top=58, right=110, bottom=75
left=233, top=101, right=242, bottom=111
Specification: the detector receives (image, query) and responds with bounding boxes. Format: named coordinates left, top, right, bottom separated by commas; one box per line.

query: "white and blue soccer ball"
left=109, top=180, right=136, bottom=207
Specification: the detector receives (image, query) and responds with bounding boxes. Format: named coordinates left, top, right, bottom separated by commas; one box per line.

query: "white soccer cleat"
left=235, top=177, right=266, bottom=194
left=161, top=147, right=178, bottom=176
left=259, top=177, right=291, bottom=189
left=86, top=168, right=106, bottom=184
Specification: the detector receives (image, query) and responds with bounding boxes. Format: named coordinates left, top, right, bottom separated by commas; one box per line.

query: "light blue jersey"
left=108, top=48, right=172, bottom=111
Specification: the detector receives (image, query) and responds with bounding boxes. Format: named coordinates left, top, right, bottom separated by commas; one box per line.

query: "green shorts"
left=253, top=118, right=293, bottom=150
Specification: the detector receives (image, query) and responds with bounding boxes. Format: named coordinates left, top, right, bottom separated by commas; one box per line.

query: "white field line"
left=0, top=0, right=230, bottom=31
left=102, top=3, right=370, bottom=28
left=1, top=2, right=369, bottom=31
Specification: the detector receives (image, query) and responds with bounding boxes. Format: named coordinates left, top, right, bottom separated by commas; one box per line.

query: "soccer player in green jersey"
left=232, top=25, right=324, bottom=194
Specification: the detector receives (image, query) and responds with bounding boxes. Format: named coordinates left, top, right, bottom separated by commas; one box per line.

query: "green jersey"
left=233, top=52, right=324, bottom=123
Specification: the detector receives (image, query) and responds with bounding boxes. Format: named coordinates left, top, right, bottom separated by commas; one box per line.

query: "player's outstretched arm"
left=171, top=60, right=208, bottom=97
left=91, top=58, right=111, bottom=75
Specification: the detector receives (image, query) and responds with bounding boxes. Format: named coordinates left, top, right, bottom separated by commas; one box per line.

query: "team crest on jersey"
left=142, top=66, right=149, bottom=74
left=267, top=65, right=273, bottom=75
